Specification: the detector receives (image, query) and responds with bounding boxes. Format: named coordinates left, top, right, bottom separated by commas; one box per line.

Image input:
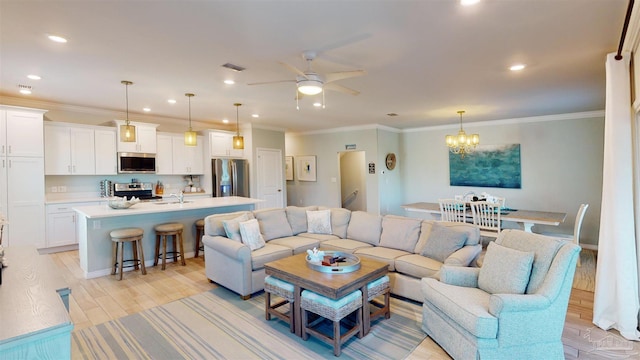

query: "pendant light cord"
left=615, top=0, right=634, bottom=60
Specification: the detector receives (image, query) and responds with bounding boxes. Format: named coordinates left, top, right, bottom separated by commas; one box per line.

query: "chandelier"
left=445, top=110, right=479, bottom=159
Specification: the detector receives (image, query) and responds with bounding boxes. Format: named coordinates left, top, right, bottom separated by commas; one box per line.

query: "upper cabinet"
left=94, top=129, right=117, bottom=175
left=3, top=110, right=44, bottom=157
left=114, top=121, right=158, bottom=153
left=156, top=133, right=204, bottom=175
left=155, top=134, right=174, bottom=175
left=209, top=130, right=243, bottom=158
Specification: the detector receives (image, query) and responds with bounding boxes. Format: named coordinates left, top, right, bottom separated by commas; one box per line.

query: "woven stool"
left=194, top=219, right=205, bottom=258
left=301, top=289, right=363, bottom=356
left=110, top=227, right=146, bottom=280
left=153, top=223, right=186, bottom=270
left=366, top=275, right=391, bottom=332
left=264, top=275, right=295, bottom=333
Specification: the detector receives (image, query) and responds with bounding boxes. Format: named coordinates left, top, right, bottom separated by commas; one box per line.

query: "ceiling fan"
left=248, top=50, right=366, bottom=97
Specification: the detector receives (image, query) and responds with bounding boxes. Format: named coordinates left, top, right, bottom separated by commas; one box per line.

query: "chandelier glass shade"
left=119, top=80, right=136, bottom=142
left=233, top=103, right=244, bottom=150
left=184, top=93, right=197, bottom=146
left=445, top=110, right=479, bottom=158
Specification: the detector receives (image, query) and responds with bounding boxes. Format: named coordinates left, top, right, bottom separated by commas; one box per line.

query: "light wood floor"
left=50, top=250, right=638, bottom=359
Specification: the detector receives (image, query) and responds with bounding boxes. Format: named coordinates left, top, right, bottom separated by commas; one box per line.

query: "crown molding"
left=289, top=123, right=401, bottom=136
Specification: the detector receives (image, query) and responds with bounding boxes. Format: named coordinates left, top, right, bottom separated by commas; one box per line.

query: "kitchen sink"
left=153, top=201, right=194, bottom=205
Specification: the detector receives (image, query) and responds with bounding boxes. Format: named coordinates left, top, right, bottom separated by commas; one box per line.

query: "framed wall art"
left=297, top=155, right=317, bottom=181
left=449, top=144, right=521, bottom=189
left=285, top=156, right=294, bottom=181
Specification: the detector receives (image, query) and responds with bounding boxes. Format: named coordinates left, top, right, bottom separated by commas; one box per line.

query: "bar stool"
left=264, top=275, right=295, bottom=333
left=110, top=227, right=146, bottom=280
left=194, top=219, right=205, bottom=258
left=301, top=289, right=363, bottom=357
left=153, top=223, right=186, bottom=270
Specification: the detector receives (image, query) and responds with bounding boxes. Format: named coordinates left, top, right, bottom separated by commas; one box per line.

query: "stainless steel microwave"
left=117, top=152, right=156, bottom=174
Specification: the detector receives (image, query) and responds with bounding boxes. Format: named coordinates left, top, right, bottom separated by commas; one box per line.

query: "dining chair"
left=438, top=198, right=467, bottom=223
left=535, top=203, right=589, bottom=266
left=469, top=201, right=502, bottom=241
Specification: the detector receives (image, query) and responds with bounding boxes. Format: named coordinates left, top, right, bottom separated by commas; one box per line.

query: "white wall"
left=401, top=114, right=604, bottom=246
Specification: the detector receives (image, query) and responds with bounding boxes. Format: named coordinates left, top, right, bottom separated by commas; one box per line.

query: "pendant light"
left=184, top=93, right=197, bottom=146
left=120, top=80, right=136, bottom=142
left=445, top=110, right=480, bottom=159
left=233, top=103, right=244, bottom=150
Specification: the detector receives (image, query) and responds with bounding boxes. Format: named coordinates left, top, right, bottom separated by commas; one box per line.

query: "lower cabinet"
left=45, top=201, right=102, bottom=248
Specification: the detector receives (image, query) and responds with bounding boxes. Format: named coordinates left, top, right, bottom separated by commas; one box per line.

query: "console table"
left=0, top=246, right=73, bottom=358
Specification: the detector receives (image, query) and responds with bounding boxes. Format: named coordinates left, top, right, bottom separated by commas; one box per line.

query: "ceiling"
left=0, top=1, right=628, bottom=133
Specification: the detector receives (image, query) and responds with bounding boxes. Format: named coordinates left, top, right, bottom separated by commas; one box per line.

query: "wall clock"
left=385, top=153, right=396, bottom=170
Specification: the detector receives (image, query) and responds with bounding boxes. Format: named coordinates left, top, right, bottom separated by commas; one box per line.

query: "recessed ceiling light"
left=252, top=114, right=259, bottom=118
left=510, top=64, right=526, bottom=71
left=460, top=0, right=480, bottom=6
left=313, top=102, right=322, bottom=107
left=224, top=80, right=235, bottom=85
left=222, top=119, right=229, bottom=124
left=143, top=107, right=151, bottom=112
left=167, top=99, right=177, bottom=104
left=47, top=34, right=67, bottom=43
left=27, top=74, right=41, bottom=80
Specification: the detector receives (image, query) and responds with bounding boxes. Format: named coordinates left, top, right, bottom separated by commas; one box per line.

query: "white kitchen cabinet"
left=94, top=129, right=117, bottom=175
left=0, top=106, right=46, bottom=248
left=209, top=131, right=243, bottom=158
left=172, top=135, right=204, bottom=174
left=115, top=121, right=158, bottom=153
left=45, top=201, right=98, bottom=248
left=155, top=134, right=173, bottom=174
left=44, top=125, right=95, bottom=175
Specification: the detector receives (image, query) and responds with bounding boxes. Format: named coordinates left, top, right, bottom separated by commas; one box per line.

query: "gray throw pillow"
left=421, top=222, right=468, bottom=262
left=478, top=242, right=534, bottom=295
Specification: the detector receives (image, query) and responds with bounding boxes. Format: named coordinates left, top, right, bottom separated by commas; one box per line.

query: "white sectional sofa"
left=202, top=206, right=482, bottom=302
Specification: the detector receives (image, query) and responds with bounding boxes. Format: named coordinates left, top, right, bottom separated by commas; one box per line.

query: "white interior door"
left=256, top=148, right=284, bottom=209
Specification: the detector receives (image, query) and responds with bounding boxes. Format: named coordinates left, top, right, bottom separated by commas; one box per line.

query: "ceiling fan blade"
left=279, top=61, right=307, bottom=78
left=324, top=70, right=366, bottom=84
left=324, top=83, right=360, bottom=96
left=247, top=79, right=295, bottom=86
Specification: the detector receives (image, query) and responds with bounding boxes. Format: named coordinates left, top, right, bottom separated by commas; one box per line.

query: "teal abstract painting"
left=449, top=144, right=521, bottom=188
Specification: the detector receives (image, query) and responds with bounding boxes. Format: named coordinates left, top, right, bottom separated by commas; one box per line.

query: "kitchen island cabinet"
left=73, top=196, right=261, bottom=279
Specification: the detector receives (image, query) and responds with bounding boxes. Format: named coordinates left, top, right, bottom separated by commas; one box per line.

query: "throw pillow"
left=421, top=222, right=469, bottom=262
left=478, top=242, right=534, bottom=295
left=239, top=219, right=265, bottom=251
left=253, top=208, right=294, bottom=241
left=307, top=209, right=332, bottom=234
left=379, top=215, right=422, bottom=252
left=222, top=213, right=249, bottom=242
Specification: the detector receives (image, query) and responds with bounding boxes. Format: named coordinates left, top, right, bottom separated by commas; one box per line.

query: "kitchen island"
left=74, top=196, right=261, bottom=279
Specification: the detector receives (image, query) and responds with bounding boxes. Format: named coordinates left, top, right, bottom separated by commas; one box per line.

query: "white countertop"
left=73, top=196, right=261, bottom=219
left=46, top=191, right=211, bottom=204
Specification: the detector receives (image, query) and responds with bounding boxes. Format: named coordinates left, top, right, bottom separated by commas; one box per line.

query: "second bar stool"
left=194, top=218, right=205, bottom=258
left=153, top=222, right=186, bottom=270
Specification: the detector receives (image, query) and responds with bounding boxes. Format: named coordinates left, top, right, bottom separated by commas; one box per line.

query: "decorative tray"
left=306, top=251, right=361, bottom=274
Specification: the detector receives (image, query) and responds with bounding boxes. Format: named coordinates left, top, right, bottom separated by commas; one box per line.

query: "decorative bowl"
left=108, top=197, right=140, bottom=209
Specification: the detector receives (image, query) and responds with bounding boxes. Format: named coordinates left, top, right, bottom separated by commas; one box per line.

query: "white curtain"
left=593, top=52, right=640, bottom=341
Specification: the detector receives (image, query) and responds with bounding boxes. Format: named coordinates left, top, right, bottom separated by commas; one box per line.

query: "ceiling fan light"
left=297, top=79, right=323, bottom=95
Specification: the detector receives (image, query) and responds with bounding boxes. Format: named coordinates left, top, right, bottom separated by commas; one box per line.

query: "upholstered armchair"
left=421, top=229, right=580, bottom=360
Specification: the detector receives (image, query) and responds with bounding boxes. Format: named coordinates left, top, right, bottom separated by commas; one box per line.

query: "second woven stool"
left=153, top=223, right=186, bottom=270
left=264, top=275, right=295, bottom=333
left=301, top=289, right=363, bottom=356
left=366, top=275, right=391, bottom=334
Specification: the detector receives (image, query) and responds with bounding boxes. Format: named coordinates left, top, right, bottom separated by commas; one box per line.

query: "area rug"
left=72, top=287, right=426, bottom=359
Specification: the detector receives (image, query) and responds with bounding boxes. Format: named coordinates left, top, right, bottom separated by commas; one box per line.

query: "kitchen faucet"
left=169, top=191, right=185, bottom=204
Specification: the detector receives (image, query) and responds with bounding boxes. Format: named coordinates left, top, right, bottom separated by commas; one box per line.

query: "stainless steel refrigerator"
left=212, top=158, right=249, bottom=197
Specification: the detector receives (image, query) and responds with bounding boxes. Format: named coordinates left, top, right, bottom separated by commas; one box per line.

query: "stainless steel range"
left=113, top=182, right=162, bottom=201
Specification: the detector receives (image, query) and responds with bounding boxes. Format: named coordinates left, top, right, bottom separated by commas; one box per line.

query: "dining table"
left=401, top=202, right=567, bottom=232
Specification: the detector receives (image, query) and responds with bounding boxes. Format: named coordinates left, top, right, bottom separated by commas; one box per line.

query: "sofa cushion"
left=495, top=229, right=564, bottom=294
left=239, top=219, right=266, bottom=251
left=286, top=206, right=318, bottom=235
left=297, top=233, right=340, bottom=242
left=421, top=278, right=498, bottom=339
left=250, top=243, right=292, bottom=270
left=395, top=254, right=442, bottom=279
left=478, top=242, right=534, bottom=295
left=307, top=209, right=332, bottom=234
left=414, top=220, right=480, bottom=254
left=204, top=211, right=254, bottom=236
left=421, top=222, right=469, bottom=262
left=347, top=211, right=382, bottom=245
left=269, top=236, right=320, bottom=255
left=253, top=208, right=294, bottom=241
left=319, top=239, right=373, bottom=253
left=330, top=208, right=351, bottom=239
left=222, top=213, right=250, bottom=242
left=379, top=215, right=422, bottom=253
left=354, top=247, right=411, bottom=271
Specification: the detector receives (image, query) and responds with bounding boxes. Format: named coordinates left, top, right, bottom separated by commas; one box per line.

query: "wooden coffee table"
left=264, top=253, right=388, bottom=337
